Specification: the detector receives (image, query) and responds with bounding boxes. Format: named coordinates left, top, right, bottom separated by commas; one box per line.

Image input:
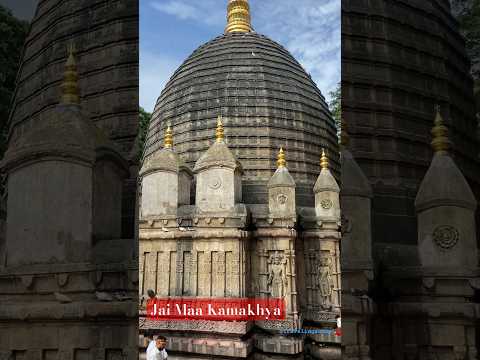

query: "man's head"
left=147, top=289, right=156, bottom=299
left=155, top=336, right=167, bottom=350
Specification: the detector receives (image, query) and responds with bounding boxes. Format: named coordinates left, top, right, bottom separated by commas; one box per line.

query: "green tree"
left=137, top=107, right=152, bottom=160
left=0, top=5, right=29, bottom=153
left=456, top=1, right=480, bottom=80
left=0, top=5, right=28, bottom=198
left=0, top=5, right=29, bottom=156
left=328, top=83, right=341, bottom=138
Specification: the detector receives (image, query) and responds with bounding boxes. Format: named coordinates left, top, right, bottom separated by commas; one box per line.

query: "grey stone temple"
left=138, top=0, right=342, bottom=358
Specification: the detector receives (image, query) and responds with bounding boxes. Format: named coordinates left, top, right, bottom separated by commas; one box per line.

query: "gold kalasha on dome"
left=277, top=147, right=286, bottom=168
left=164, top=125, right=173, bottom=149
left=225, top=0, right=252, bottom=34
left=216, top=116, right=225, bottom=142
left=320, top=148, right=329, bottom=169
left=431, top=105, right=452, bottom=155
left=61, top=44, right=80, bottom=105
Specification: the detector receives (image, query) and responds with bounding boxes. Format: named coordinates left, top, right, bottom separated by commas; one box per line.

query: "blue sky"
left=140, top=0, right=340, bottom=112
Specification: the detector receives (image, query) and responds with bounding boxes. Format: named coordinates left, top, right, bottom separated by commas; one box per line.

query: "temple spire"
left=61, top=44, right=80, bottom=105
left=320, top=148, right=329, bottom=170
left=216, top=116, right=225, bottom=143
left=431, top=105, right=451, bottom=155
left=277, top=147, right=286, bottom=168
left=164, top=125, right=173, bottom=149
left=225, top=0, right=252, bottom=34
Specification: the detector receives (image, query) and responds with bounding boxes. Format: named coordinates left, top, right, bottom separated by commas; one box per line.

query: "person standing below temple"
left=146, top=336, right=168, bottom=360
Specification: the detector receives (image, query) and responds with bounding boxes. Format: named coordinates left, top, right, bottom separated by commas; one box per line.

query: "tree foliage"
left=328, top=83, right=341, bottom=137
left=0, top=5, right=29, bottom=158
left=456, top=0, right=480, bottom=82
left=137, top=107, right=152, bottom=160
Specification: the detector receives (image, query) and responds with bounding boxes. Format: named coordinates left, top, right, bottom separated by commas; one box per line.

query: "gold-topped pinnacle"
left=277, top=147, right=286, bottom=169
left=164, top=125, right=173, bottom=149
left=61, top=44, right=80, bottom=105
left=225, top=0, right=252, bottom=34
left=216, top=116, right=225, bottom=142
left=431, top=105, right=451, bottom=154
left=340, top=118, right=349, bottom=147
left=320, top=148, right=329, bottom=170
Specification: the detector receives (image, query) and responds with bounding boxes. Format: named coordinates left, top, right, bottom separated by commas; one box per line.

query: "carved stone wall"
left=139, top=204, right=342, bottom=359
left=0, top=260, right=138, bottom=359
left=139, top=229, right=248, bottom=299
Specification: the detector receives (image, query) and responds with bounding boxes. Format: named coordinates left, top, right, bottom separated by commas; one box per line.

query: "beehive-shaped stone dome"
left=144, top=32, right=339, bottom=206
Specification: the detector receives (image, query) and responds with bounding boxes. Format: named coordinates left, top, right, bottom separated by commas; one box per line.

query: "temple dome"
left=144, top=32, right=338, bottom=206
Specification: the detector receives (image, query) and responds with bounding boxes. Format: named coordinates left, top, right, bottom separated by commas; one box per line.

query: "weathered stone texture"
left=6, top=160, right=93, bottom=266
left=145, top=32, right=339, bottom=206
left=9, top=0, right=138, bottom=156
left=0, top=0, right=139, bottom=358
left=139, top=138, right=341, bottom=358
left=7, top=0, right=139, bottom=238
left=342, top=0, right=480, bottom=246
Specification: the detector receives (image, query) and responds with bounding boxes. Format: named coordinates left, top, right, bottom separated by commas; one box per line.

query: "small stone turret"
left=193, top=117, right=242, bottom=213
left=267, top=148, right=296, bottom=218
left=340, top=119, right=373, bottom=273
left=314, top=149, right=340, bottom=220
left=2, top=47, right=128, bottom=266
left=415, top=108, right=478, bottom=270
left=339, top=119, right=374, bottom=360
left=139, top=126, right=192, bottom=218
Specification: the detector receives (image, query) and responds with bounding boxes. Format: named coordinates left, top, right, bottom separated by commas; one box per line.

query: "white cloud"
left=151, top=1, right=197, bottom=20
left=146, top=0, right=341, bottom=103
left=254, top=0, right=341, bottom=102
left=140, top=51, right=182, bottom=112
left=150, top=0, right=225, bottom=27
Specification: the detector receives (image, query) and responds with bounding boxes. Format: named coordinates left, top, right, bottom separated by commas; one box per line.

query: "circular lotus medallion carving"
left=277, top=194, right=288, bottom=205
left=320, top=199, right=333, bottom=209
left=209, top=177, right=222, bottom=190
left=433, top=225, right=459, bottom=249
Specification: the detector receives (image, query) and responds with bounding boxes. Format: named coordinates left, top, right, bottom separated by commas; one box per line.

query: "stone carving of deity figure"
left=267, top=253, right=288, bottom=298
left=316, top=256, right=334, bottom=307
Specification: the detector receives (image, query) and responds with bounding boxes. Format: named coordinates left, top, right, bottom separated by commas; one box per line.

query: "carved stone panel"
left=197, top=251, right=209, bottom=296
left=433, top=225, right=459, bottom=249
left=267, top=252, right=288, bottom=298
left=226, top=251, right=237, bottom=296
left=157, top=251, right=169, bottom=297
left=315, top=253, right=335, bottom=308
left=169, top=251, right=177, bottom=296
left=183, top=251, right=192, bottom=295
left=144, top=252, right=157, bottom=296
left=212, top=251, right=226, bottom=297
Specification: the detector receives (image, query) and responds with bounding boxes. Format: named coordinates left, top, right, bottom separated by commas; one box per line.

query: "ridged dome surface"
left=342, top=0, right=480, bottom=245
left=145, top=32, right=338, bottom=206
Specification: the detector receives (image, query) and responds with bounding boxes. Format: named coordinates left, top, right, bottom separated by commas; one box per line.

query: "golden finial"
left=61, top=44, right=80, bottom=105
left=164, top=125, right=173, bottom=149
left=277, top=147, right=286, bottom=168
left=340, top=118, right=349, bottom=147
left=431, top=105, right=451, bottom=154
left=320, top=148, right=329, bottom=170
left=225, top=0, right=252, bottom=34
left=216, top=116, right=225, bottom=143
